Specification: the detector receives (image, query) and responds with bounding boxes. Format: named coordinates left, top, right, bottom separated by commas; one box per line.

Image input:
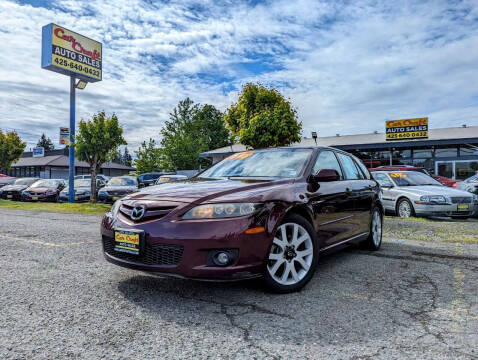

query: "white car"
left=371, top=170, right=478, bottom=219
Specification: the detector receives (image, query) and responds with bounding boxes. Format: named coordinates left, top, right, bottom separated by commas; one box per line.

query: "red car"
left=101, top=147, right=383, bottom=293
left=370, top=166, right=457, bottom=187
left=22, top=179, right=66, bottom=202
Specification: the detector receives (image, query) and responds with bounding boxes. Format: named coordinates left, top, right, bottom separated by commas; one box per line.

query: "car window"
left=372, top=173, right=393, bottom=187
left=353, top=157, right=371, bottom=180
left=336, top=153, right=361, bottom=180
left=312, top=151, right=343, bottom=180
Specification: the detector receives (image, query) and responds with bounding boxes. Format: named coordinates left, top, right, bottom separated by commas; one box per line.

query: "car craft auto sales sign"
left=41, top=24, right=102, bottom=82
left=385, top=117, right=428, bottom=141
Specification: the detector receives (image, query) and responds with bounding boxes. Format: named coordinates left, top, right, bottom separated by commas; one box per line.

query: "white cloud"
left=0, top=0, right=477, bottom=153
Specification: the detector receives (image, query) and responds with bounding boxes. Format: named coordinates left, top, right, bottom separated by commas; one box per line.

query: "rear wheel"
left=362, top=208, right=383, bottom=250
left=263, top=214, right=318, bottom=293
left=397, top=198, right=415, bottom=218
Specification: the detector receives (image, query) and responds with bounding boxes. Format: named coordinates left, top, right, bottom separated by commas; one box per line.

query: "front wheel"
left=263, top=214, right=319, bottom=293
left=397, top=198, right=415, bottom=218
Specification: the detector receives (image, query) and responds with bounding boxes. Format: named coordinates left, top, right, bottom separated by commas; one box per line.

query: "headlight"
left=419, top=195, right=449, bottom=205
left=109, top=200, right=122, bottom=217
left=182, top=203, right=262, bottom=220
left=99, top=191, right=107, bottom=196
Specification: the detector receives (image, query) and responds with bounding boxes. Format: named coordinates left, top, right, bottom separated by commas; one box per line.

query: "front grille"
left=451, top=197, right=472, bottom=204
left=103, top=236, right=183, bottom=266
left=120, top=204, right=177, bottom=222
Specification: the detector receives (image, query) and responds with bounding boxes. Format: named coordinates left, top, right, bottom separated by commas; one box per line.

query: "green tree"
left=160, top=98, right=231, bottom=170
left=225, top=83, right=302, bottom=149
left=0, top=130, right=25, bottom=171
left=36, top=133, right=54, bottom=151
left=75, top=111, right=127, bottom=202
left=134, top=138, right=173, bottom=173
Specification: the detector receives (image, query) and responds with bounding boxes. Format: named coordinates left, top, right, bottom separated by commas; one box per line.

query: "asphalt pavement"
left=0, top=209, right=477, bottom=359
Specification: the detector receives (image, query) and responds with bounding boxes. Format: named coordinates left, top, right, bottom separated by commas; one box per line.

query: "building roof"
left=200, top=126, right=478, bottom=157
left=12, top=155, right=135, bottom=170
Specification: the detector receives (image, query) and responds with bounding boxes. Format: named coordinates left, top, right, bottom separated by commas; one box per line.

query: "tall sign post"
left=41, top=23, right=102, bottom=202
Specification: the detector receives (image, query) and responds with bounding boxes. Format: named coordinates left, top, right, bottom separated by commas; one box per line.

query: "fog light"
left=215, top=252, right=230, bottom=265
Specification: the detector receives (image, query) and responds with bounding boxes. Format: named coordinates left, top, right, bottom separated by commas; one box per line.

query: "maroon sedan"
left=22, top=179, right=66, bottom=202
left=101, top=147, right=383, bottom=293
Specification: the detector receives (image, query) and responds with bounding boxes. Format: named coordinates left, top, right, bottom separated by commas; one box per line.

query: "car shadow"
left=116, top=242, right=442, bottom=347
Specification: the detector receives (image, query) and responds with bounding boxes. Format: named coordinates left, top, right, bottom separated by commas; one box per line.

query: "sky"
left=0, top=0, right=477, bottom=152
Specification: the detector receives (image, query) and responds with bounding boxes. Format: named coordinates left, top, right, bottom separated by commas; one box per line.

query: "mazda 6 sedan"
left=101, top=147, right=383, bottom=293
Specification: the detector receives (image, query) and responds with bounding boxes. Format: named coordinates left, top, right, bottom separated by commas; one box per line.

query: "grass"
left=0, top=199, right=111, bottom=214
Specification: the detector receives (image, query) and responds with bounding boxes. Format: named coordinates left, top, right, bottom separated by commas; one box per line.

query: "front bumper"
left=100, top=210, right=272, bottom=281
left=23, top=193, right=58, bottom=202
left=0, top=191, right=22, bottom=201
left=59, top=193, right=90, bottom=202
left=98, top=193, right=128, bottom=203
left=414, top=202, right=477, bottom=217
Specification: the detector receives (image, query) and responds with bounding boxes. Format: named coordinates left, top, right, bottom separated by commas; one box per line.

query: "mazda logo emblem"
left=130, top=205, right=146, bottom=221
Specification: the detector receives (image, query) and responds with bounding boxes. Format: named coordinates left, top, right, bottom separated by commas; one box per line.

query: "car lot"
left=0, top=209, right=477, bottom=359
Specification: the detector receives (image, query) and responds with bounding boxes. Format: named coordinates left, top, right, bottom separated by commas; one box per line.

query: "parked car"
left=138, top=172, right=175, bottom=187
left=98, top=176, right=138, bottom=203
left=101, top=146, right=383, bottom=293
left=0, top=176, right=16, bottom=189
left=454, top=174, right=478, bottom=192
left=0, top=178, right=40, bottom=200
left=59, top=178, right=106, bottom=202
left=154, top=174, right=188, bottom=185
left=22, top=179, right=66, bottom=202
left=371, top=170, right=477, bottom=219
left=74, top=174, right=110, bottom=182
left=370, top=166, right=457, bottom=187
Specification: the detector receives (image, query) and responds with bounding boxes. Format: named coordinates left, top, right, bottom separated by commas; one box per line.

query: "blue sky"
left=0, top=0, right=477, bottom=151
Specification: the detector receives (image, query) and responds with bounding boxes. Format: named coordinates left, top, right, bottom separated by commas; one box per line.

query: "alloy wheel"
left=398, top=200, right=412, bottom=218
left=267, top=223, right=313, bottom=286
left=372, top=210, right=382, bottom=247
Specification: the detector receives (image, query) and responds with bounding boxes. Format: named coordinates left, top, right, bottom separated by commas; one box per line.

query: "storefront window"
left=435, top=146, right=458, bottom=158
left=392, top=159, right=413, bottom=166
left=413, top=159, right=434, bottom=173
left=459, top=145, right=478, bottom=156
left=413, top=147, right=434, bottom=158
left=392, top=149, right=412, bottom=158
left=436, top=162, right=453, bottom=178
left=455, top=161, right=478, bottom=180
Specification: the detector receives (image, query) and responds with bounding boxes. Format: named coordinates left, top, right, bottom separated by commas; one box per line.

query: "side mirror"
left=314, top=169, right=340, bottom=182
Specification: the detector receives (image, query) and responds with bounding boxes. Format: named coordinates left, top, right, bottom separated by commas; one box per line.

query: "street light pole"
left=68, top=75, right=76, bottom=203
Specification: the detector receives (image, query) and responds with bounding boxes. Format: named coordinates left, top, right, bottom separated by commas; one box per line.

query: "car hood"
left=1, top=184, right=28, bottom=192
left=62, top=186, right=91, bottom=193
left=102, top=186, right=137, bottom=192
left=125, top=177, right=293, bottom=203
left=396, top=185, right=473, bottom=197
left=27, top=187, right=57, bottom=193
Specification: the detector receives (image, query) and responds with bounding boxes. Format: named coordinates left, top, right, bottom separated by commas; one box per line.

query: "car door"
left=335, top=152, right=367, bottom=238
left=351, top=156, right=377, bottom=233
left=306, top=150, right=355, bottom=248
left=371, top=172, right=395, bottom=212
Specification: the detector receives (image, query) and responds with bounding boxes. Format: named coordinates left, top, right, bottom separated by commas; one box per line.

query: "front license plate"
left=457, top=204, right=469, bottom=211
left=114, top=229, right=143, bottom=255
left=7, top=195, right=12, bottom=199
left=112, top=196, right=120, bottom=201
left=75, top=196, right=79, bottom=200
left=31, top=196, right=38, bottom=201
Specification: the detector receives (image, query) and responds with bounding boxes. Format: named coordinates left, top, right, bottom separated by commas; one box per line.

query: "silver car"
left=371, top=171, right=478, bottom=219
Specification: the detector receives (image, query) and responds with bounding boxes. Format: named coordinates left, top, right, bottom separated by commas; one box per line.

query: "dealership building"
left=200, top=125, right=478, bottom=180
left=4, top=148, right=134, bottom=179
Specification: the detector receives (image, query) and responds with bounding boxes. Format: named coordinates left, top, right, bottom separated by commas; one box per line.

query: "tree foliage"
left=160, top=98, right=231, bottom=170
left=112, top=147, right=133, bottom=167
left=75, top=111, right=127, bottom=202
left=225, top=83, right=302, bottom=149
left=36, top=133, right=54, bottom=151
left=0, top=130, right=25, bottom=170
left=134, top=139, right=172, bottom=173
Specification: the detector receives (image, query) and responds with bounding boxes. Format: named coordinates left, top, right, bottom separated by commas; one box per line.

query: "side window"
left=312, top=151, right=343, bottom=180
left=353, top=157, right=371, bottom=180
left=372, top=173, right=394, bottom=187
left=336, top=153, right=361, bottom=180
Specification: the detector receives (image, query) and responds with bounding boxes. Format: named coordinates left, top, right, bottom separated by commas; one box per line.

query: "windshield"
left=389, top=172, right=442, bottom=186
left=14, top=178, right=38, bottom=186
left=200, top=149, right=313, bottom=179
left=74, top=179, right=91, bottom=187
left=107, top=177, right=137, bottom=186
left=30, top=180, right=60, bottom=188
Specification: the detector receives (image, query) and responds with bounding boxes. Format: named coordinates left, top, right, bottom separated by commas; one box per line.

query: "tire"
left=396, top=198, right=415, bottom=218
left=361, top=207, right=383, bottom=250
left=263, top=214, right=319, bottom=294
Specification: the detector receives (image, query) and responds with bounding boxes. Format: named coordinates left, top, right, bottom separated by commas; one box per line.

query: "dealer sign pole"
left=68, top=76, right=76, bottom=203
left=41, top=23, right=102, bottom=203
